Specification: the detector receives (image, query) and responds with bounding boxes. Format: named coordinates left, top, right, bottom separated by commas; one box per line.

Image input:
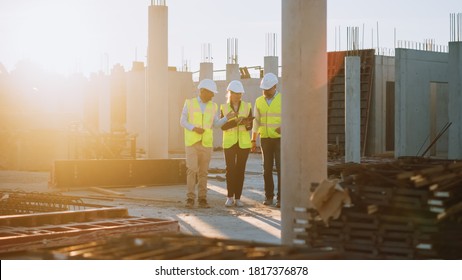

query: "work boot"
left=275, top=200, right=281, bottom=208
left=185, top=198, right=194, bottom=208
left=198, top=199, right=210, bottom=208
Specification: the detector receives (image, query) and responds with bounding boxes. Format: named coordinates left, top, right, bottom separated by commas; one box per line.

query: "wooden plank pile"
left=298, top=157, right=462, bottom=259
left=3, top=232, right=342, bottom=260
left=0, top=207, right=179, bottom=255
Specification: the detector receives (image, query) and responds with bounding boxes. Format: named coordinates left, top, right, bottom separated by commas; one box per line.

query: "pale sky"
left=0, top=0, right=460, bottom=77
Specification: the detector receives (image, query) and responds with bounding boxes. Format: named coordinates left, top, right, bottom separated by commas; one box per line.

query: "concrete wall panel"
left=369, top=55, right=395, bottom=155
left=395, top=49, right=449, bottom=157
left=448, top=42, right=462, bottom=159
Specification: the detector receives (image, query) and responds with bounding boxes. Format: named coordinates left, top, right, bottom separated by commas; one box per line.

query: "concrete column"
left=226, top=64, right=240, bottom=81
left=448, top=42, right=462, bottom=159
left=109, top=64, right=126, bottom=133
left=281, top=0, right=327, bottom=245
left=98, top=75, right=111, bottom=133
left=345, top=56, right=361, bottom=163
left=199, top=62, right=213, bottom=80
left=126, top=62, right=146, bottom=154
left=146, top=4, right=168, bottom=159
left=264, top=56, right=279, bottom=76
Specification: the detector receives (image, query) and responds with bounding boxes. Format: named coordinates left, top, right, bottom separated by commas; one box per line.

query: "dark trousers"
left=224, top=143, right=250, bottom=199
left=260, top=138, right=281, bottom=201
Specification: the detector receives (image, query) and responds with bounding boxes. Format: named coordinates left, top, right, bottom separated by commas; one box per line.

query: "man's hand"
left=193, top=127, right=205, bottom=134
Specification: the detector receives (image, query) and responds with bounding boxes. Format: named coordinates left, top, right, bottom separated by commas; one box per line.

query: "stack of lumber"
left=299, top=157, right=462, bottom=259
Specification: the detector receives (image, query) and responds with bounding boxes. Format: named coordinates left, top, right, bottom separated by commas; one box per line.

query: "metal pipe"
left=421, top=122, right=452, bottom=157
left=362, top=24, right=365, bottom=49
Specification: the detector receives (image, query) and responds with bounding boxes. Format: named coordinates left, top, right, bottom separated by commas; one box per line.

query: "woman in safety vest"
left=220, top=80, right=254, bottom=207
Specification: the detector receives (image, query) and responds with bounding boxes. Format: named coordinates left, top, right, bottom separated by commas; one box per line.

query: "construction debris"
left=0, top=190, right=86, bottom=215
left=0, top=207, right=179, bottom=255
left=4, top=232, right=342, bottom=260
left=0, top=190, right=180, bottom=256
left=296, top=157, right=462, bottom=259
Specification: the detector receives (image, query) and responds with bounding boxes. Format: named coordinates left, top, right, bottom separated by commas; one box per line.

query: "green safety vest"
left=255, top=93, right=281, bottom=138
left=184, top=98, right=218, bottom=147
left=221, top=102, right=252, bottom=149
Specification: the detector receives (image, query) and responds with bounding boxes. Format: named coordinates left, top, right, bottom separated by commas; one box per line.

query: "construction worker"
left=220, top=80, right=253, bottom=207
left=251, top=73, right=281, bottom=208
left=180, top=79, right=236, bottom=208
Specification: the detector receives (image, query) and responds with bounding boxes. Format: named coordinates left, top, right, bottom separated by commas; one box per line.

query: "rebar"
left=201, top=43, right=213, bottom=63
left=265, top=33, right=277, bottom=57
left=227, top=38, right=238, bottom=64
left=346, top=26, right=360, bottom=55
left=152, top=0, right=166, bottom=6
left=0, top=190, right=85, bottom=215
left=396, top=40, right=448, bottom=53
left=450, top=13, right=462, bottom=42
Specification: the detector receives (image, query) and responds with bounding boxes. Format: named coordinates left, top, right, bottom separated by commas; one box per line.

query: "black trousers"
left=224, top=143, right=250, bottom=199
left=260, top=137, right=281, bottom=201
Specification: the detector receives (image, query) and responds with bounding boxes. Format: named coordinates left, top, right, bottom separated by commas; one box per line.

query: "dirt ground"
left=0, top=151, right=282, bottom=244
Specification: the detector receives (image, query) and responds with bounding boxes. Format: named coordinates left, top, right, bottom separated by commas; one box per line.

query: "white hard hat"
left=260, top=73, right=278, bottom=90
left=226, top=80, right=245, bottom=94
left=198, top=79, right=218, bottom=94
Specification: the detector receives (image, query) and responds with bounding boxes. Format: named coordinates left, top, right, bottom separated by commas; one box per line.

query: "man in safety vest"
left=251, top=73, right=282, bottom=208
left=180, top=79, right=236, bottom=208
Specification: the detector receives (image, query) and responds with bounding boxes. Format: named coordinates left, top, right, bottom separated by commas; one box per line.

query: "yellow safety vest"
left=221, top=102, right=252, bottom=149
left=255, top=93, right=281, bottom=138
left=184, top=98, right=218, bottom=147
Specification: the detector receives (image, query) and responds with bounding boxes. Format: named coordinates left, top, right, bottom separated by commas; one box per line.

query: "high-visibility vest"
left=255, top=93, right=281, bottom=138
left=221, top=101, right=252, bottom=149
left=184, top=98, right=218, bottom=147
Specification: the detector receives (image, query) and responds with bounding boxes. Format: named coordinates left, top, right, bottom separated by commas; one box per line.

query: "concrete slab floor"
left=0, top=152, right=282, bottom=245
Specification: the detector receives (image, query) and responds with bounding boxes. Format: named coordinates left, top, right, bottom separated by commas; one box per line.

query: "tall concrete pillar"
left=126, top=62, right=146, bottom=154
left=146, top=3, right=168, bottom=159
left=264, top=56, right=279, bottom=76
left=281, top=0, right=327, bottom=245
left=226, top=64, right=240, bottom=81
left=199, top=62, right=213, bottom=80
left=345, top=56, right=361, bottom=163
left=448, top=42, right=462, bottom=159
left=98, top=75, right=111, bottom=133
